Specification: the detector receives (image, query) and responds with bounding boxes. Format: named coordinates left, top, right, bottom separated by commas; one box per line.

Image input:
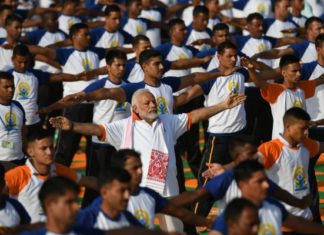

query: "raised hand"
left=49, top=116, right=73, bottom=131
left=240, top=57, right=255, bottom=69
left=224, top=94, right=247, bottom=109
left=202, top=163, right=225, bottom=179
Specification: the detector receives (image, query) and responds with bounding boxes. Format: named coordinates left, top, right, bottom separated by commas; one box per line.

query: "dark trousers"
left=55, top=104, right=93, bottom=167
left=82, top=143, right=116, bottom=208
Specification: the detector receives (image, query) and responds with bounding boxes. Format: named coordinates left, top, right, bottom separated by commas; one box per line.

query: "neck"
left=291, top=8, right=301, bottom=17
left=283, top=80, right=297, bottom=89
left=318, top=57, right=324, bottom=66
left=73, top=44, right=87, bottom=51
left=143, top=76, right=160, bottom=86
left=130, top=184, right=139, bottom=194
left=171, top=39, right=183, bottom=47
left=101, top=202, right=121, bottom=219
left=6, top=36, right=17, bottom=45
left=46, top=219, right=71, bottom=234
left=108, top=75, right=122, bottom=84
left=31, top=160, right=50, bottom=175
left=128, top=13, right=138, bottom=19
left=0, top=99, right=11, bottom=105
left=275, top=13, right=286, bottom=22
left=243, top=195, right=262, bottom=207
left=282, top=132, right=299, bottom=146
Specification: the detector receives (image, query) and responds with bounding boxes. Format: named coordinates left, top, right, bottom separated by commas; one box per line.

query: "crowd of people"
left=0, top=0, right=323, bottom=234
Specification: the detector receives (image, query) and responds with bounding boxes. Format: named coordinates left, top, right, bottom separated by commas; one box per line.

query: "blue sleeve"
left=163, top=60, right=172, bottom=72
left=120, top=29, right=133, bottom=44
left=75, top=207, right=97, bottom=227
left=7, top=197, right=31, bottom=225
left=232, top=0, right=248, bottom=10
left=12, top=101, right=26, bottom=124
left=84, top=78, right=107, bottom=92
left=90, top=47, right=106, bottom=60
left=124, top=211, right=145, bottom=227
left=263, top=36, right=277, bottom=48
left=211, top=212, right=227, bottom=234
left=289, top=41, right=309, bottom=60
left=195, top=49, right=216, bottom=70
left=122, top=61, right=136, bottom=82
left=139, top=18, right=151, bottom=29
left=19, top=228, right=47, bottom=235
left=55, top=48, right=74, bottom=66
left=200, top=68, right=219, bottom=95
left=185, top=45, right=200, bottom=56
left=32, top=69, right=51, bottom=85
left=155, top=43, right=172, bottom=59
left=142, top=188, right=168, bottom=213
left=238, top=68, right=249, bottom=82
left=300, top=62, right=317, bottom=81
left=122, top=82, right=145, bottom=102
left=90, top=28, right=105, bottom=47
left=26, top=30, right=45, bottom=45
left=234, top=35, right=251, bottom=51
left=160, top=76, right=181, bottom=92
left=204, top=169, right=235, bottom=200
left=267, top=178, right=278, bottom=195
left=154, top=7, right=166, bottom=18
left=266, top=198, right=289, bottom=222
left=263, top=18, right=276, bottom=32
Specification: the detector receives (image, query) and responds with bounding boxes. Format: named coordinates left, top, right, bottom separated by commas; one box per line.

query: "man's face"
left=64, top=2, right=79, bottom=15
left=276, top=0, right=290, bottom=19
left=47, top=190, right=79, bottom=226
left=240, top=171, right=269, bottom=203
left=102, top=180, right=131, bottom=212
left=218, top=48, right=237, bottom=69
left=291, top=0, right=304, bottom=11
left=6, top=20, right=22, bottom=40
left=124, top=156, right=143, bottom=188
left=134, top=92, right=158, bottom=121
left=0, top=9, right=13, bottom=24
left=107, top=58, right=126, bottom=79
left=212, top=29, right=229, bottom=46
left=282, top=62, right=301, bottom=84
left=236, top=144, right=259, bottom=162
left=142, top=56, right=164, bottom=80
left=193, top=13, right=208, bottom=31
left=229, top=207, right=259, bottom=235
left=72, top=28, right=91, bottom=48
left=141, top=0, right=152, bottom=9
left=171, top=23, right=188, bottom=44
left=12, top=54, right=29, bottom=73
left=247, top=18, right=264, bottom=38
left=44, top=14, right=59, bottom=32
left=0, top=79, right=14, bottom=103
left=307, top=21, right=324, bottom=40
left=317, top=42, right=324, bottom=60
left=206, top=0, right=219, bottom=13
left=286, top=119, right=309, bottom=143
left=128, top=1, right=142, bottom=17
left=27, top=137, right=54, bottom=166
left=105, top=11, right=121, bottom=32
left=134, top=40, right=152, bottom=57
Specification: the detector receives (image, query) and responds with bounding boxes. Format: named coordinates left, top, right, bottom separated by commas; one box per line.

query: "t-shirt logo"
left=136, top=25, right=144, bottom=34
left=115, top=102, right=127, bottom=112
left=156, top=96, right=168, bottom=114
left=259, top=222, right=275, bottom=235
left=134, top=208, right=150, bottom=228
left=257, top=43, right=267, bottom=53
left=227, top=80, right=239, bottom=94
left=17, top=81, right=30, bottom=99
left=178, top=53, right=189, bottom=60
left=4, top=112, right=17, bottom=130
left=108, top=39, right=119, bottom=48
left=81, top=58, right=92, bottom=72
left=257, top=3, right=267, bottom=17
left=293, top=165, right=308, bottom=192
left=292, top=98, right=303, bottom=108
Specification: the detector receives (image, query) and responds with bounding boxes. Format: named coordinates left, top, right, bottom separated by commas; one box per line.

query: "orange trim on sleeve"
left=55, top=163, right=78, bottom=182
left=187, top=113, right=192, bottom=130
left=5, top=166, right=31, bottom=195
left=303, top=138, right=319, bottom=158
left=297, top=80, right=316, bottom=99
left=98, top=124, right=106, bottom=142
left=131, top=111, right=142, bottom=121
left=260, top=83, right=285, bottom=104
left=258, top=139, right=284, bottom=169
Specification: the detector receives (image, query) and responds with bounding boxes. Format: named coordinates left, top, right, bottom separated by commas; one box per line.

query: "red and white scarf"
left=121, top=114, right=169, bottom=194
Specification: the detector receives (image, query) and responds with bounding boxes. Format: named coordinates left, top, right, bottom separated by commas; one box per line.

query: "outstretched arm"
left=170, top=188, right=211, bottom=207
left=252, top=47, right=294, bottom=60
left=315, top=73, right=324, bottom=86
left=284, top=214, right=324, bottom=234
left=189, top=94, right=246, bottom=124
left=170, top=56, right=212, bottom=70
left=173, top=85, right=203, bottom=108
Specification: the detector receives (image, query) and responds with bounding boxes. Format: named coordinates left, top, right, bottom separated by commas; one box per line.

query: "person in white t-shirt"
left=0, top=5, right=13, bottom=38
left=57, top=0, right=82, bottom=35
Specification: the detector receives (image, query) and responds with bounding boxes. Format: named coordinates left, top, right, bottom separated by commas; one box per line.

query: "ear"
left=132, top=105, right=138, bottom=114
left=26, top=144, right=34, bottom=157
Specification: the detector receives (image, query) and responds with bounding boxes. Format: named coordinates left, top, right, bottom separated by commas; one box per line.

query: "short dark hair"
left=42, top=12, right=58, bottom=21
left=132, top=34, right=150, bottom=47
left=168, top=18, right=185, bottom=34
left=279, top=54, right=300, bottom=69
left=27, top=127, right=51, bottom=144
left=105, top=49, right=127, bottom=65
left=99, top=167, right=131, bottom=189
left=225, top=198, right=258, bottom=224
left=315, top=33, right=324, bottom=48
left=247, top=12, right=264, bottom=23
left=139, top=49, right=162, bottom=67
left=0, top=5, right=13, bottom=14
left=305, top=16, right=323, bottom=31
left=104, top=4, right=121, bottom=16
left=63, top=0, right=80, bottom=5
left=126, top=0, right=139, bottom=7
left=228, top=136, right=257, bottom=160
left=283, top=107, right=311, bottom=126
left=5, top=14, right=22, bottom=27
left=69, top=23, right=88, bottom=39
left=212, top=23, right=229, bottom=33
left=39, top=176, right=80, bottom=213
left=0, top=71, right=14, bottom=81
left=111, top=149, right=141, bottom=169
left=234, top=160, right=264, bottom=183
left=13, top=44, right=30, bottom=57
left=193, top=5, right=209, bottom=17
left=217, top=41, right=236, bottom=55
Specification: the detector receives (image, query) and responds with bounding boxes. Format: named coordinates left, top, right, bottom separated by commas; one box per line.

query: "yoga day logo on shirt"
left=81, top=58, right=92, bottom=72
left=156, top=96, right=168, bottom=114
left=227, top=80, right=239, bottom=94
left=4, top=111, right=17, bottom=130
left=115, top=102, right=127, bottom=112
left=292, top=98, right=303, bottom=109
left=293, top=165, right=308, bottom=192
left=136, top=25, right=144, bottom=34
left=134, top=208, right=150, bottom=228
left=257, top=43, right=267, bottom=53
left=178, top=53, right=189, bottom=60
left=257, top=3, right=267, bottom=17
left=17, top=81, right=30, bottom=99
left=259, top=223, right=275, bottom=235
left=108, top=39, right=119, bottom=48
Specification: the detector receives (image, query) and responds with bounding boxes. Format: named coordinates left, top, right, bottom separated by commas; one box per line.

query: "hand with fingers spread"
left=202, top=163, right=225, bottom=179
left=223, top=94, right=247, bottom=109
left=240, top=57, right=255, bottom=69
left=49, top=116, right=73, bottom=131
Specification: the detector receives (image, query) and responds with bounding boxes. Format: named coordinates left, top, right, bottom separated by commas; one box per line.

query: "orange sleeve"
left=260, top=83, right=285, bottom=104
left=5, top=166, right=31, bottom=195
left=258, top=139, right=283, bottom=169
left=297, top=80, right=316, bottom=99
left=187, top=113, right=192, bottom=130
left=98, top=124, right=106, bottom=142
left=303, top=138, right=319, bottom=158
left=55, top=164, right=78, bottom=182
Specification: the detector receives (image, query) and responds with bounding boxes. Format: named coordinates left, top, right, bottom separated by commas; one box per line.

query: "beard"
left=139, top=110, right=159, bottom=121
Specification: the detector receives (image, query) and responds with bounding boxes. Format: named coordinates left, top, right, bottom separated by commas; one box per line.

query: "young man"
left=57, top=0, right=82, bottom=35
left=209, top=160, right=324, bottom=235
left=4, top=128, right=98, bottom=223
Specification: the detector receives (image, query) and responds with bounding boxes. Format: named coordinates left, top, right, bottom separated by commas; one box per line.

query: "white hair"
left=131, top=88, right=153, bottom=107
